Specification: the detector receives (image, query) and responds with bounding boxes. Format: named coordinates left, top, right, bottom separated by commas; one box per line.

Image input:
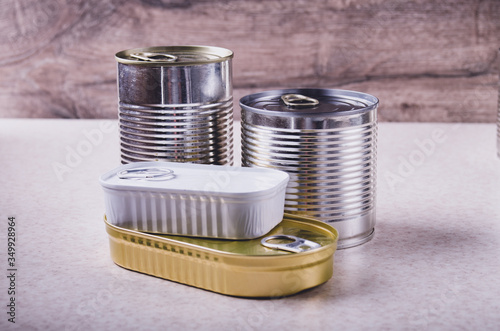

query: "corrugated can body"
left=240, top=88, right=379, bottom=249
left=116, top=46, right=233, bottom=165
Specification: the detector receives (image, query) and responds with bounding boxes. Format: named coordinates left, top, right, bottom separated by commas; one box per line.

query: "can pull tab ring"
left=281, top=94, right=319, bottom=108
left=117, top=167, right=175, bottom=181
left=261, top=235, right=321, bottom=253
left=129, top=52, right=178, bottom=62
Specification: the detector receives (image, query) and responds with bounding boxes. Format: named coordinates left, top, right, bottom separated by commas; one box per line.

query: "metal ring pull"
left=129, top=52, right=178, bottom=62
left=281, top=94, right=319, bottom=108
left=117, top=167, right=175, bottom=181
left=260, top=235, right=321, bottom=253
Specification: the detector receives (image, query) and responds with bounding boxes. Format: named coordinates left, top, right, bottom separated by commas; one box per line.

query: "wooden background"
left=0, top=0, right=499, bottom=122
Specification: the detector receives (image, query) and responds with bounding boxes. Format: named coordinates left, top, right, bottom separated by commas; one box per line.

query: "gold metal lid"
left=154, top=217, right=337, bottom=256
left=115, top=45, right=234, bottom=66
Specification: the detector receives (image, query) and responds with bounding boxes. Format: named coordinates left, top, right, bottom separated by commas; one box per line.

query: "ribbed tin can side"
left=118, top=100, right=233, bottom=165
left=101, top=179, right=287, bottom=239
left=115, top=46, right=234, bottom=165
left=240, top=88, right=378, bottom=249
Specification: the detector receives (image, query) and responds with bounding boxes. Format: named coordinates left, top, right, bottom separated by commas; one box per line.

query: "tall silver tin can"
left=116, top=46, right=234, bottom=165
left=240, top=88, right=379, bottom=249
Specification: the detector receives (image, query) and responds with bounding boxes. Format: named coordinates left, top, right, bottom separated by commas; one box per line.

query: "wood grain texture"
left=0, top=0, right=498, bottom=121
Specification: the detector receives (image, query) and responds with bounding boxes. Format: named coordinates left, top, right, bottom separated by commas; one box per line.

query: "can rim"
left=115, top=45, right=234, bottom=66
left=240, top=88, right=379, bottom=117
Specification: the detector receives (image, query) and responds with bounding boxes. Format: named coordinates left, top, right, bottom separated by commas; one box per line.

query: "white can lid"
left=100, top=161, right=289, bottom=198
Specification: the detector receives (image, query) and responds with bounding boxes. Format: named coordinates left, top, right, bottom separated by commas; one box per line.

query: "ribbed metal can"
left=115, top=46, right=234, bottom=165
left=240, top=88, right=379, bottom=249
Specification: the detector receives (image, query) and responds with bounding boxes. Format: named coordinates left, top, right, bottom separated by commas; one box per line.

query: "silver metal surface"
left=241, top=88, right=379, bottom=249
left=129, top=52, right=178, bottom=62
left=261, top=235, right=321, bottom=253
left=116, top=46, right=234, bottom=165
left=117, top=167, right=175, bottom=181
left=281, top=94, right=319, bottom=108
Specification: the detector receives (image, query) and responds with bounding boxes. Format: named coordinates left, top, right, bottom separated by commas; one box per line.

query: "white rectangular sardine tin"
left=100, top=161, right=289, bottom=239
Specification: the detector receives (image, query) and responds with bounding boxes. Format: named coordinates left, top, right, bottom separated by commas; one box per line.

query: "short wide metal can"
left=116, top=46, right=234, bottom=165
left=240, top=88, right=379, bottom=249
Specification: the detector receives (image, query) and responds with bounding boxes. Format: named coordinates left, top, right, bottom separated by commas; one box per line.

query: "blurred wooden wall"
left=0, top=0, right=499, bottom=121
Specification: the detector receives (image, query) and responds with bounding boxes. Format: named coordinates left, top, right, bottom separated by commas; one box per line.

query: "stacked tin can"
left=115, top=46, right=234, bottom=165
left=100, top=161, right=339, bottom=297
left=240, top=88, right=379, bottom=249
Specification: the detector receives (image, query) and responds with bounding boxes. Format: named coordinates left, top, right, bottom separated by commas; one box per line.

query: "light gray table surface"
left=1, top=119, right=499, bottom=330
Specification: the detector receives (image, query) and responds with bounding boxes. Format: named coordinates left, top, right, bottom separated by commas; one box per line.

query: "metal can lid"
left=105, top=213, right=338, bottom=257
left=100, top=161, right=289, bottom=199
left=168, top=215, right=337, bottom=256
left=240, top=88, right=378, bottom=117
left=115, top=45, right=233, bottom=66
